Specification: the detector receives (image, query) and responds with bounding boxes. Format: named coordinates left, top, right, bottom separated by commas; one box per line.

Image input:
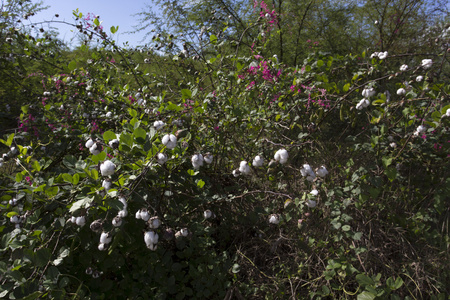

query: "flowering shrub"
left=0, top=5, right=449, bottom=300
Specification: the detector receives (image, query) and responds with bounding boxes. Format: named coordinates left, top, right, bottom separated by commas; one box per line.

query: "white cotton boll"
left=446, top=108, right=450, bottom=117
left=144, top=231, right=159, bottom=249
left=400, top=64, right=408, bottom=71
left=370, top=52, right=379, bottom=58
left=10, top=215, right=20, bottom=223
left=310, top=189, right=319, bottom=196
left=397, top=88, right=406, bottom=96
left=98, top=243, right=106, bottom=251
left=191, top=154, right=204, bottom=169
left=204, top=153, right=213, bottom=164
left=140, top=209, right=150, bottom=221
left=232, top=169, right=240, bottom=177
left=303, top=164, right=312, bottom=174
left=157, top=153, right=168, bottom=165
left=135, top=209, right=142, bottom=219
left=416, top=75, right=423, bottom=82
left=100, top=160, right=116, bottom=176
left=153, top=120, right=165, bottom=130
left=204, top=210, right=213, bottom=219
left=118, top=209, right=128, bottom=218
left=70, top=216, right=77, bottom=223
left=85, top=138, right=94, bottom=148
left=416, top=125, right=426, bottom=133
left=112, top=216, right=122, bottom=227
left=89, top=143, right=101, bottom=155
left=100, top=232, right=112, bottom=244
left=76, top=216, right=86, bottom=227
left=106, top=111, right=112, bottom=118
left=148, top=216, right=161, bottom=229
left=102, top=179, right=112, bottom=191
left=252, top=155, right=264, bottom=167
left=274, top=149, right=289, bottom=164
left=306, top=200, right=317, bottom=208
left=162, top=134, right=177, bottom=149
left=316, top=166, right=328, bottom=177
left=390, top=142, right=397, bottom=148
left=378, top=51, right=388, bottom=60
left=421, top=59, right=432, bottom=69
left=108, top=139, right=119, bottom=149
left=180, top=228, right=189, bottom=237
left=306, top=174, right=316, bottom=182
left=119, top=196, right=128, bottom=209
left=362, top=87, right=376, bottom=98
left=239, top=161, right=251, bottom=175
left=269, top=214, right=280, bottom=224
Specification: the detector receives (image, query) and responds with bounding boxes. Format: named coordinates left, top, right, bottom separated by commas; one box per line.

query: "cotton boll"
left=397, top=88, right=406, bottom=96
left=204, top=153, right=213, bottom=164
left=100, top=160, right=116, bottom=176
left=76, top=216, right=86, bottom=227
left=98, top=243, right=106, bottom=251
left=70, top=216, right=77, bottom=223
left=180, top=228, right=189, bottom=237
left=157, top=153, right=168, bottom=165
left=144, top=231, right=159, bottom=250
left=310, top=189, right=319, bottom=196
left=416, top=75, right=423, bottom=82
left=306, top=200, right=317, bottom=208
left=153, top=120, right=165, bottom=130
left=10, top=215, right=20, bottom=223
left=421, top=59, right=432, bottom=69
left=135, top=209, right=142, bottom=219
left=106, top=111, right=112, bottom=118
left=89, top=143, right=101, bottom=155
left=362, top=88, right=376, bottom=98
left=140, top=209, right=150, bottom=221
left=232, top=169, right=240, bottom=177
left=162, top=134, right=177, bottom=149
left=108, top=139, right=119, bottom=149
left=269, top=214, right=280, bottom=224
left=204, top=210, right=213, bottom=219
left=148, top=216, right=161, bottom=229
left=400, top=64, right=408, bottom=71
left=85, top=138, right=94, bottom=148
left=316, top=166, right=328, bottom=177
left=274, top=149, right=288, bottom=164
left=370, top=52, right=379, bottom=58
left=191, top=154, right=204, bottom=169
left=252, top=155, right=264, bottom=167
left=102, top=179, right=112, bottom=191
left=239, top=161, right=251, bottom=175
left=446, top=108, right=450, bottom=117
left=100, top=232, right=112, bottom=244
left=90, top=220, right=103, bottom=232
left=378, top=51, right=388, bottom=60
left=112, top=216, right=122, bottom=227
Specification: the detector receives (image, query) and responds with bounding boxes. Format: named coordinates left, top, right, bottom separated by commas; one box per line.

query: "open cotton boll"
left=232, top=169, right=240, bottom=177
left=204, top=153, right=213, bottom=164
left=144, top=231, right=159, bottom=250
left=139, top=208, right=150, bottom=221
left=112, top=216, right=122, bottom=227
left=89, top=143, right=101, bottom=155
left=85, top=138, right=94, bottom=148
left=274, top=149, right=289, bottom=164
left=378, top=51, right=388, bottom=60
left=108, top=139, right=119, bottom=149
left=310, top=189, right=319, bottom=196
left=416, top=75, right=423, bottom=82
left=76, top=216, right=86, bottom=227
left=239, top=161, right=251, bottom=175
left=421, top=59, right=432, bottom=69
left=100, top=232, right=112, bottom=244
left=204, top=210, right=213, bottom=219
left=252, top=155, right=264, bottom=167
left=446, top=108, right=450, bottom=117
left=316, top=166, right=328, bottom=177
left=400, top=64, right=408, bottom=71
left=306, top=200, right=317, bottom=208
left=362, top=87, right=376, bottom=98
left=397, top=88, right=406, bottom=96
left=157, top=153, right=168, bottom=165
left=162, top=134, right=177, bottom=149
left=98, top=243, right=107, bottom=251
left=153, top=120, right=165, bottom=130
left=269, top=214, right=280, bottom=224
left=148, top=216, right=161, bottom=229
left=102, top=179, right=112, bottom=191
left=191, top=154, right=204, bottom=169
left=100, top=160, right=116, bottom=176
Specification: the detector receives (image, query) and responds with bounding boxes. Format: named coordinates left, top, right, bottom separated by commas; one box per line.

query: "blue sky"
left=29, top=0, right=156, bottom=47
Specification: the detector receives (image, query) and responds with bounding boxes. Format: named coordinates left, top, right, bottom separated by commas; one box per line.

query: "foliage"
left=0, top=2, right=449, bottom=299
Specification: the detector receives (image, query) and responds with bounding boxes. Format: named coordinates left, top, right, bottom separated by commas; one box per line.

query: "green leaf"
left=356, top=274, right=375, bottom=286
left=357, top=291, right=376, bottom=300
left=387, top=277, right=403, bottom=290
left=343, top=83, right=350, bottom=92
left=181, top=89, right=192, bottom=100
left=197, top=179, right=205, bottom=188
left=93, top=18, right=100, bottom=26
left=45, top=186, right=59, bottom=197
left=382, top=157, right=393, bottom=168
left=62, top=173, right=73, bottom=184
left=342, top=225, right=351, bottom=231
left=91, top=169, right=99, bottom=180
left=15, top=172, right=23, bottom=182
left=187, top=169, right=199, bottom=176
left=91, top=151, right=106, bottom=164
left=70, top=197, right=94, bottom=212
left=0, top=133, right=14, bottom=147
left=32, top=160, right=41, bottom=171
left=68, top=60, right=77, bottom=71
left=7, top=211, right=18, bottom=217
left=385, top=167, right=397, bottom=182
left=72, top=173, right=80, bottom=185
left=134, top=127, right=146, bottom=144
left=210, top=34, right=217, bottom=44
left=120, top=133, right=133, bottom=147
left=103, top=131, right=117, bottom=142
left=110, top=25, right=118, bottom=34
